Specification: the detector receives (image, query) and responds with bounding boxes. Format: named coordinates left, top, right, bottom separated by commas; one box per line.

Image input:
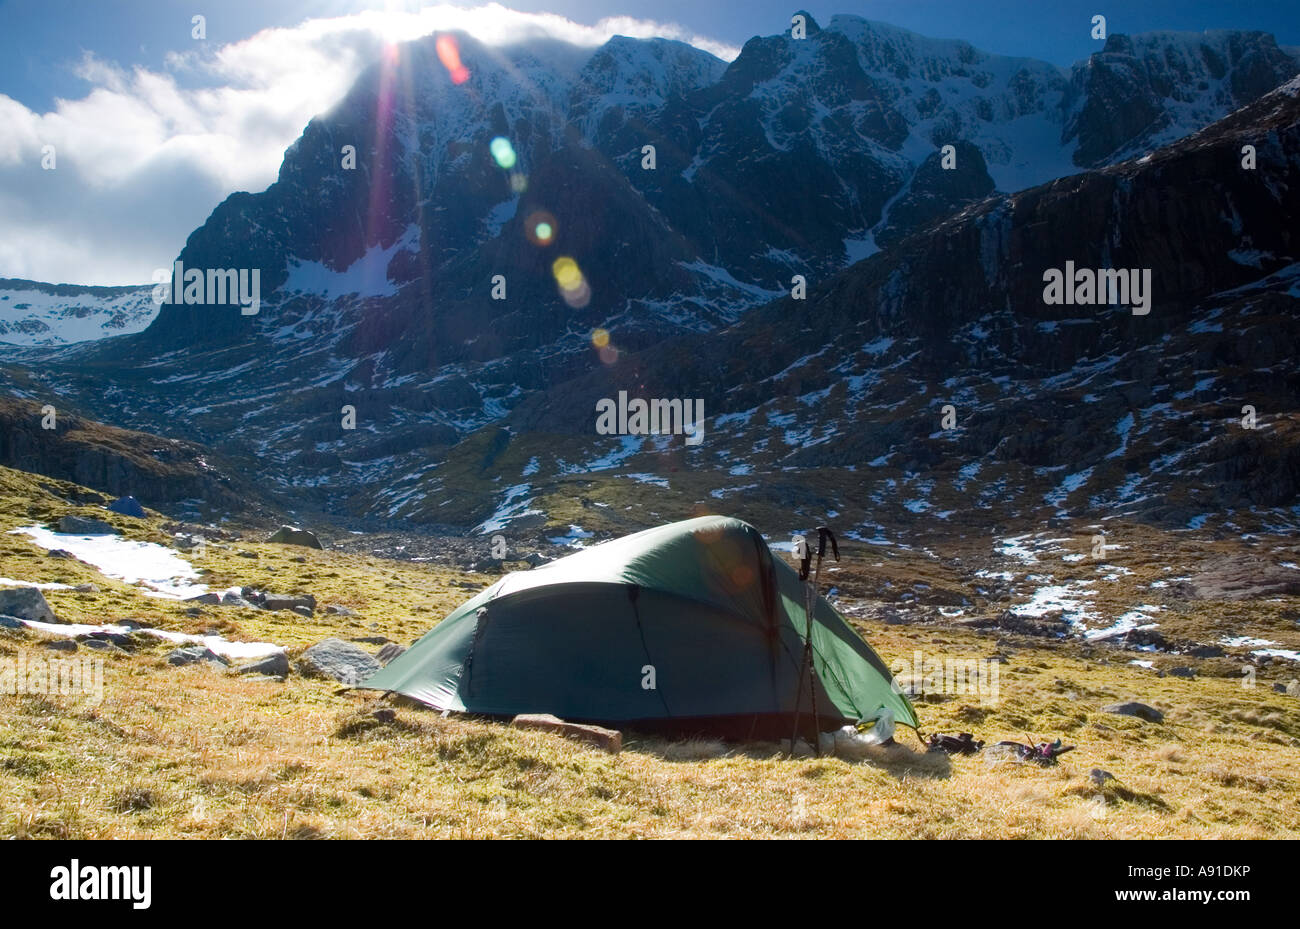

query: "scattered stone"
left=166, top=646, right=229, bottom=667
left=267, top=526, right=323, bottom=550
left=46, top=549, right=74, bottom=559
left=186, top=592, right=221, bottom=605
left=1175, top=558, right=1300, bottom=600
left=1090, top=768, right=1117, bottom=787
left=350, top=635, right=391, bottom=646
left=0, top=588, right=56, bottom=623
left=1188, top=644, right=1226, bottom=659
left=57, top=515, right=118, bottom=535
left=221, top=591, right=256, bottom=608
left=237, top=550, right=259, bottom=559
left=511, top=713, right=622, bottom=753
left=1275, top=680, right=1299, bottom=697
left=371, top=708, right=397, bottom=724
left=43, top=639, right=77, bottom=652
left=522, top=552, right=550, bottom=568
left=260, top=593, right=316, bottom=614
left=82, top=631, right=134, bottom=651
left=72, top=583, right=99, bottom=593
left=1168, top=666, right=1196, bottom=678
left=376, top=643, right=407, bottom=665
left=297, top=638, right=380, bottom=685
left=81, top=639, right=123, bottom=652
left=1102, top=701, right=1164, bottom=723
left=324, top=605, right=358, bottom=617
left=107, top=496, right=146, bottom=518
left=235, top=652, right=290, bottom=679
left=0, top=615, right=25, bottom=630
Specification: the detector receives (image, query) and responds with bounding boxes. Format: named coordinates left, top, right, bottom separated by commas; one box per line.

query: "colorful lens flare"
left=436, top=35, right=470, bottom=85
left=490, top=137, right=517, bottom=170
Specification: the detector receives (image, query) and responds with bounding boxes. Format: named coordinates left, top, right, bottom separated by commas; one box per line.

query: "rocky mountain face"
left=0, top=397, right=280, bottom=521
left=3, top=15, right=1298, bottom=535
left=408, top=77, right=1300, bottom=538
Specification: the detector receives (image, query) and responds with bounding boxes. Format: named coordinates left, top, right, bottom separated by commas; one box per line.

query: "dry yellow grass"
left=1, top=465, right=1298, bottom=838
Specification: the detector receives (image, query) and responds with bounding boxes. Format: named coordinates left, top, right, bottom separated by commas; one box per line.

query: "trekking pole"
left=791, top=527, right=839, bottom=757
left=789, top=534, right=809, bottom=755
left=806, top=528, right=837, bottom=754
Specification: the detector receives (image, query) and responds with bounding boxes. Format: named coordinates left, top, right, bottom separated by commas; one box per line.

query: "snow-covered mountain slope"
left=5, top=16, right=1299, bottom=527
left=0, top=279, right=157, bottom=346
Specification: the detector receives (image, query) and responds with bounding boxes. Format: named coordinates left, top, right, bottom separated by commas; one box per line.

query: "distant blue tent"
left=107, top=496, right=146, bottom=518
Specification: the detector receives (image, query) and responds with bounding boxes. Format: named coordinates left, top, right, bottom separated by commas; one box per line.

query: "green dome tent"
left=361, top=516, right=917, bottom=738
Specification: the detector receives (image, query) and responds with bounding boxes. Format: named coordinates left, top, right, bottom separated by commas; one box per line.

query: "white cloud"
left=0, top=3, right=738, bottom=286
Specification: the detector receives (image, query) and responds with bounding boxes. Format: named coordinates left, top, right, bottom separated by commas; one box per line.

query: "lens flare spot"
left=591, top=328, right=610, bottom=348
left=490, top=137, right=517, bottom=170
left=509, top=173, right=528, bottom=194
left=436, top=35, right=470, bottom=85
left=598, top=345, right=619, bottom=365
left=525, top=211, right=557, bottom=246
left=552, top=257, right=582, bottom=291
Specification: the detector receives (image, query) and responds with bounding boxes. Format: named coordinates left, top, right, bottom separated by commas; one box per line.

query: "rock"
left=1275, top=680, right=1300, bottom=697
left=1175, top=557, right=1300, bottom=600
left=237, top=550, right=259, bottom=559
left=267, top=526, right=323, bottom=550
left=324, top=605, right=358, bottom=617
left=166, top=646, right=229, bottom=667
left=235, top=652, right=290, bottom=679
left=46, top=549, right=74, bottom=559
left=72, top=583, right=99, bottom=593
left=1188, top=644, right=1226, bottom=658
left=260, top=593, right=316, bottom=614
left=0, top=615, right=26, bottom=630
left=0, top=588, right=56, bottom=623
left=371, top=708, right=397, bottom=724
left=350, top=635, right=391, bottom=646
left=81, top=631, right=134, bottom=650
left=81, top=639, right=123, bottom=652
left=186, top=592, right=221, bottom=605
left=1168, top=666, right=1196, bottom=678
left=43, top=639, right=77, bottom=652
left=511, top=713, right=622, bottom=753
left=522, top=552, right=550, bottom=568
left=376, top=643, right=407, bottom=665
left=57, top=515, right=118, bottom=535
left=220, top=591, right=256, bottom=608
left=1090, top=768, right=1116, bottom=787
left=297, top=638, right=380, bottom=685
left=1102, top=701, right=1164, bottom=723
left=107, top=496, right=146, bottom=518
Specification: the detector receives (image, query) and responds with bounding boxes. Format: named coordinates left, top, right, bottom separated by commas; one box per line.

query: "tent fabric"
left=360, top=516, right=917, bottom=735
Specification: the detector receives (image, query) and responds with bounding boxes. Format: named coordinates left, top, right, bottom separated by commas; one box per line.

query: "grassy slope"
left=1, top=465, right=1297, bottom=838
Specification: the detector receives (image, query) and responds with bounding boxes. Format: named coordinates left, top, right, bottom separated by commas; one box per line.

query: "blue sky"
left=1, top=1, right=1298, bottom=285
left=3, top=1, right=1299, bottom=110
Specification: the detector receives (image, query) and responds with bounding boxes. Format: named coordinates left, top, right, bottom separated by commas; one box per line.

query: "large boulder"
left=58, top=515, right=118, bottom=535
left=297, top=638, right=379, bottom=685
left=107, top=496, right=146, bottom=518
left=235, top=652, right=290, bottom=679
left=0, top=587, right=56, bottom=623
left=267, top=526, right=323, bottom=549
